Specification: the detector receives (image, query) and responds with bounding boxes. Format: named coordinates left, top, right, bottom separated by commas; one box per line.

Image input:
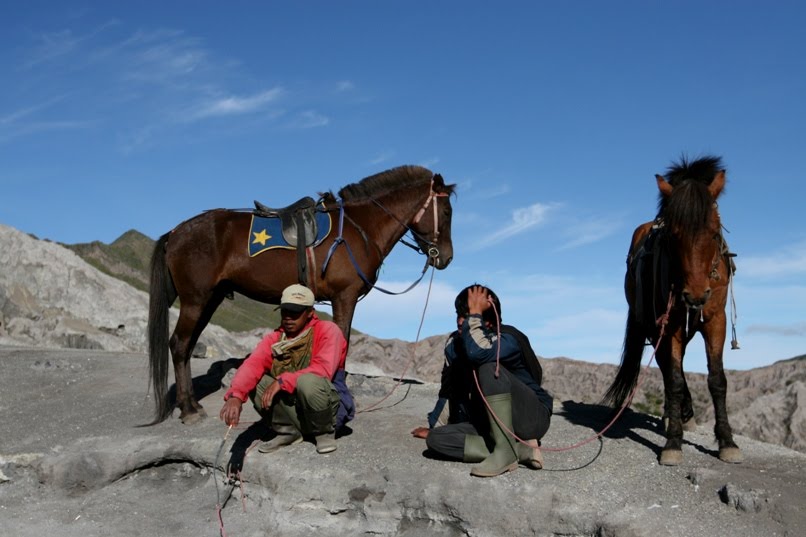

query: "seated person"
left=413, top=284, right=552, bottom=477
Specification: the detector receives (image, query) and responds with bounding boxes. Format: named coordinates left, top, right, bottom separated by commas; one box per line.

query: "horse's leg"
left=330, top=291, right=360, bottom=345
left=680, top=372, right=697, bottom=431
left=658, top=332, right=686, bottom=466
left=169, top=303, right=209, bottom=424
left=702, top=313, right=742, bottom=463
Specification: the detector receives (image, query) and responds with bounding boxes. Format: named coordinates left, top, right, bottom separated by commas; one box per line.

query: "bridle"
left=411, top=177, right=450, bottom=257
left=376, top=176, right=449, bottom=260
left=321, top=176, right=449, bottom=295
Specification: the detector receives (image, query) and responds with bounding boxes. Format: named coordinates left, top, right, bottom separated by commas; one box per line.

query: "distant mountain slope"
left=62, top=229, right=335, bottom=332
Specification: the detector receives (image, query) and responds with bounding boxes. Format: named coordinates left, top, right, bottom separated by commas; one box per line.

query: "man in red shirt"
left=219, top=284, right=354, bottom=454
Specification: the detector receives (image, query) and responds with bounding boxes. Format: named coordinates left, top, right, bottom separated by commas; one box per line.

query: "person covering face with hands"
left=415, top=284, right=553, bottom=477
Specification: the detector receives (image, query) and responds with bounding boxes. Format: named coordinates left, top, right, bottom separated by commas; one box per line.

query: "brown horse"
left=603, top=156, right=741, bottom=466
left=148, top=165, right=455, bottom=424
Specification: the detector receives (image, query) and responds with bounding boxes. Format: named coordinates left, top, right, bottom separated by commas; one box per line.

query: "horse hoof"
left=659, top=449, right=683, bottom=466
left=180, top=410, right=206, bottom=425
left=719, top=447, right=743, bottom=464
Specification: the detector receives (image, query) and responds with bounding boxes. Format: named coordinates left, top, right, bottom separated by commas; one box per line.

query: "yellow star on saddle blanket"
left=252, top=229, right=271, bottom=246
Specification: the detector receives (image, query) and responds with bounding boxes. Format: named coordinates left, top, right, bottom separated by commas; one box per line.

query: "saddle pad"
left=248, top=211, right=332, bottom=257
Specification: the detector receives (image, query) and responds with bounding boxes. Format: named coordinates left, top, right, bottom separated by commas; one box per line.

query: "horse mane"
left=337, top=165, right=435, bottom=201
left=657, top=155, right=725, bottom=238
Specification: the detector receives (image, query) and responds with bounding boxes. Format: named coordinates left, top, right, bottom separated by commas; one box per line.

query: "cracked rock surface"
left=1, top=347, right=805, bottom=537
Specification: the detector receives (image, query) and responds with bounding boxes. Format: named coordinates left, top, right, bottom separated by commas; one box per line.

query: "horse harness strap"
left=320, top=179, right=440, bottom=296
left=413, top=177, right=450, bottom=243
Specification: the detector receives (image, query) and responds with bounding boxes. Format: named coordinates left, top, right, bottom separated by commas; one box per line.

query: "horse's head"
left=656, top=156, right=726, bottom=310
left=410, top=173, right=455, bottom=269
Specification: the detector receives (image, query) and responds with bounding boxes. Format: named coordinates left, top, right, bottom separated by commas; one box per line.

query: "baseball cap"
left=279, top=284, right=315, bottom=312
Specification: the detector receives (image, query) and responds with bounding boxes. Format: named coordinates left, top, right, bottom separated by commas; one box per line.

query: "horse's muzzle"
left=430, top=254, right=453, bottom=270
left=682, top=288, right=711, bottom=309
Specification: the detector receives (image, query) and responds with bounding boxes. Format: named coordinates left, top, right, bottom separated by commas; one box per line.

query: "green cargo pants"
left=251, top=373, right=340, bottom=436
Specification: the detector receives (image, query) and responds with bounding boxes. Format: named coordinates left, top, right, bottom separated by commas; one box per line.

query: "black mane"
left=663, top=155, right=724, bottom=187
left=657, top=155, right=726, bottom=238
left=338, top=165, right=434, bottom=201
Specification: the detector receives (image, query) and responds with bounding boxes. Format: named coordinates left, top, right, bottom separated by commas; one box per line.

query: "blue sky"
left=1, top=1, right=804, bottom=372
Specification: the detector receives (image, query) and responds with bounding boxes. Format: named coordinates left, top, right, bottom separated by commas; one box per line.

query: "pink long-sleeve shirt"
left=224, top=314, right=347, bottom=402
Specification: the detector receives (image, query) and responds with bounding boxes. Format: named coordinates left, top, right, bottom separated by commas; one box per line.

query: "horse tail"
left=601, top=310, right=647, bottom=408
left=147, top=233, right=177, bottom=424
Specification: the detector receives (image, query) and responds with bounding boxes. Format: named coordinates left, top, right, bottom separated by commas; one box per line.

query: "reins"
left=356, top=265, right=439, bottom=413
left=322, top=178, right=446, bottom=296
left=473, top=292, right=675, bottom=455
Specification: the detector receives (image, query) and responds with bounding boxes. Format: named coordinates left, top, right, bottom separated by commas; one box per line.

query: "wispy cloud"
left=472, top=202, right=559, bottom=249
left=117, top=29, right=211, bottom=85
left=740, top=240, right=806, bottom=278
left=189, top=88, right=284, bottom=120
left=0, top=97, right=65, bottom=126
left=368, top=151, right=394, bottom=166
left=0, top=96, right=94, bottom=143
left=24, top=21, right=119, bottom=69
left=418, top=157, right=440, bottom=169
left=335, top=80, right=355, bottom=92
left=559, top=215, right=622, bottom=250
left=746, top=322, right=806, bottom=337
left=288, top=110, right=330, bottom=129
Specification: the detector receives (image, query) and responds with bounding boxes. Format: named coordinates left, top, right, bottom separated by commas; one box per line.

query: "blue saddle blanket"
left=248, top=210, right=332, bottom=257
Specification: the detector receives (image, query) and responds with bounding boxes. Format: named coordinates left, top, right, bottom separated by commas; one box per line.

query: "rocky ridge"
left=2, top=222, right=806, bottom=536
left=1, top=222, right=804, bottom=455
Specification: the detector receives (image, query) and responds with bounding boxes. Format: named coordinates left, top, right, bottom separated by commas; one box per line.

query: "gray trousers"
left=426, top=363, right=551, bottom=460
left=251, top=373, right=340, bottom=436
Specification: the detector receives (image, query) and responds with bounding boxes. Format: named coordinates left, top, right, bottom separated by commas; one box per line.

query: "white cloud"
left=335, top=80, right=355, bottom=92
left=288, top=110, right=330, bottom=129
left=559, top=215, right=622, bottom=250
left=746, top=322, right=806, bottom=337
left=418, top=157, right=441, bottom=169
left=190, top=88, right=284, bottom=120
left=24, top=21, right=118, bottom=68
left=740, top=240, right=806, bottom=279
left=471, top=202, right=559, bottom=250
left=368, top=151, right=394, bottom=166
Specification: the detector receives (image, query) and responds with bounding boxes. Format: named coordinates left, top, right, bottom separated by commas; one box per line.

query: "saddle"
left=253, top=196, right=319, bottom=285
left=253, top=196, right=318, bottom=246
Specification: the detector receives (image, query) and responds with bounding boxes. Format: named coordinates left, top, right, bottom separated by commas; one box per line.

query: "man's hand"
left=260, top=379, right=283, bottom=409
left=466, top=285, right=491, bottom=316
left=410, top=426, right=430, bottom=439
left=220, top=397, right=243, bottom=426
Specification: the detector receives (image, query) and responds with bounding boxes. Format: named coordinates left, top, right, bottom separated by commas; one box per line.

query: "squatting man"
left=219, top=284, right=354, bottom=454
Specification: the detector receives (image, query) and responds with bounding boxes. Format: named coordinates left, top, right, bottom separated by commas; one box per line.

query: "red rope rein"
left=474, top=292, right=674, bottom=454
left=356, top=265, right=438, bottom=413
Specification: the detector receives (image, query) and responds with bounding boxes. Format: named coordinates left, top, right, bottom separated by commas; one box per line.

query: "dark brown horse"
left=148, top=165, right=455, bottom=424
left=603, top=156, right=741, bottom=465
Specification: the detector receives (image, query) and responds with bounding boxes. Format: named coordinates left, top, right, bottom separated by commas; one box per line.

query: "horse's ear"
left=433, top=173, right=444, bottom=185
left=656, top=174, right=673, bottom=197
left=708, top=170, right=726, bottom=199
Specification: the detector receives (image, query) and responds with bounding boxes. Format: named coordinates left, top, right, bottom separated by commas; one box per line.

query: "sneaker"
left=257, top=431, right=303, bottom=453
left=315, top=433, right=337, bottom=454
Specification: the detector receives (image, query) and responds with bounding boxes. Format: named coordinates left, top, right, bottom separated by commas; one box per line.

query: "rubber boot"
left=304, top=408, right=337, bottom=454
left=258, top=401, right=302, bottom=454
left=470, top=394, right=519, bottom=477
left=462, top=434, right=490, bottom=463
left=257, top=425, right=303, bottom=453
left=517, top=439, right=543, bottom=470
